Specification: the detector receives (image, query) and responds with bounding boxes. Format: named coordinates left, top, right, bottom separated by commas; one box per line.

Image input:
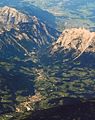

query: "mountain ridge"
left=0, top=6, right=60, bottom=59
left=52, top=28, right=95, bottom=59
left=0, top=4, right=95, bottom=119
left=0, top=6, right=30, bottom=26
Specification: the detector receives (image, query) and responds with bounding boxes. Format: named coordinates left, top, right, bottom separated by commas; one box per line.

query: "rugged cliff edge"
left=52, top=28, right=95, bottom=59
left=0, top=6, right=60, bottom=59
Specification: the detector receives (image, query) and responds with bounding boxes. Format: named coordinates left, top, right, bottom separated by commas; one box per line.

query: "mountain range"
left=0, top=6, right=60, bottom=59
left=0, top=4, right=95, bottom=120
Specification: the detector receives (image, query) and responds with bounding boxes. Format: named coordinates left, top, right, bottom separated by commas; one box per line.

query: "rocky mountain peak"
left=0, top=6, right=29, bottom=25
left=0, top=6, right=60, bottom=58
left=52, top=28, right=95, bottom=59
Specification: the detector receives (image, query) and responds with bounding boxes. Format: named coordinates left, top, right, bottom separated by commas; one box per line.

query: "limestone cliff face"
left=0, top=6, right=60, bottom=58
left=52, top=28, right=95, bottom=59
left=0, top=6, right=29, bottom=25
